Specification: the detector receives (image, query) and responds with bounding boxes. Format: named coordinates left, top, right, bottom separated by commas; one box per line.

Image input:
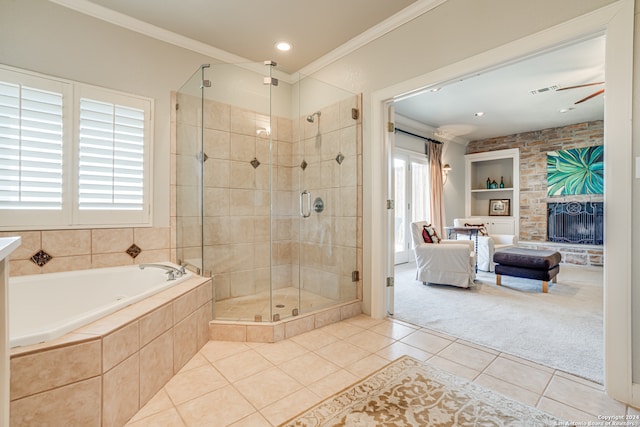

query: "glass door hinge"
left=386, top=277, right=394, bottom=287
left=387, top=200, right=394, bottom=210
left=388, top=122, right=395, bottom=132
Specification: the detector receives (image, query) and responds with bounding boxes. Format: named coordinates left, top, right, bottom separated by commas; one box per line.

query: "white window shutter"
left=0, top=82, right=64, bottom=210
left=78, top=98, right=145, bottom=211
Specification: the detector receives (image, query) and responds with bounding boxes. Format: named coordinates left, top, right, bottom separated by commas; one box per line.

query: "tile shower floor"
left=126, top=315, right=637, bottom=426
left=214, top=287, right=336, bottom=321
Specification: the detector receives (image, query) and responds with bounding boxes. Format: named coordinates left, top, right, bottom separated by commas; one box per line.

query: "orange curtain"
left=428, top=142, right=445, bottom=237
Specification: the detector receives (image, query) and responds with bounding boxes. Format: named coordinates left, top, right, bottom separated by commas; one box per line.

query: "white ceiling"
left=52, top=0, right=605, bottom=142
left=394, top=35, right=605, bottom=142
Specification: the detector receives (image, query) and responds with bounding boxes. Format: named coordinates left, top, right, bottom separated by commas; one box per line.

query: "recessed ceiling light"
left=430, top=87, right=441, bottom=92
left=275, top=41, right=292, bottom=52
left=559, top=108, right=574, bottom=113
left=474, top=112, right=485, bottom=117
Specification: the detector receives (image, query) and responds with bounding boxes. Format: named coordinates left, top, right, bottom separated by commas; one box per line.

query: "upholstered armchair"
left=452, top=217, right=517, bottom=272
left=410, top=221, right=476, bottom=288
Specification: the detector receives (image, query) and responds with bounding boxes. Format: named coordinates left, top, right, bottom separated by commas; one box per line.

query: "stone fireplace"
left=466, top=120, right=604, bottom=266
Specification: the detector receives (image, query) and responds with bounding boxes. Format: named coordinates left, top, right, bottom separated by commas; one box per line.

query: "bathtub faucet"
left=139, top=264, right=186, bottom=280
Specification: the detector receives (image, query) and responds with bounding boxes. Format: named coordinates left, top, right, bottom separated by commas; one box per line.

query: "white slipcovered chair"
left=410, top=221, right=476, bottom=288
left=452, top=217, right=517, bottom=272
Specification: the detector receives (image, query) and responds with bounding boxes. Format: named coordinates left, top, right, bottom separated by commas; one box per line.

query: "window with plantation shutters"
left=0, top=82, right=64, bottom=210
left=78, top=98, right=145, bottom=211
left=0, top=66, right=153, bottom=230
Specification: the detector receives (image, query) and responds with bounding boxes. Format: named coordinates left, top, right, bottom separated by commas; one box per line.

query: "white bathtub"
left=9, top=263, right=192, bottom=348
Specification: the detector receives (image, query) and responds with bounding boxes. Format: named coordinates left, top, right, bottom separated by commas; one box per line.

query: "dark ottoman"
left=493, top=247, right=562, bottom=293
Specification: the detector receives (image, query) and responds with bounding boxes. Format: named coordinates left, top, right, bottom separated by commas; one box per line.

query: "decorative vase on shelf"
left=500, top=176, right=505, bottom=188
left=491, top=180, right=498, bottom=189
left=486, top=177, right=491, bottom=189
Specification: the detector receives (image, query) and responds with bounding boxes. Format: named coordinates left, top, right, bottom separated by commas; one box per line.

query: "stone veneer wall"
left=466, top=120, right=604, bottom=266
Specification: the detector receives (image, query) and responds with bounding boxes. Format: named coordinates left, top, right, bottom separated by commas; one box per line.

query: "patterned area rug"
left=280, top=356, right=564, bottom=427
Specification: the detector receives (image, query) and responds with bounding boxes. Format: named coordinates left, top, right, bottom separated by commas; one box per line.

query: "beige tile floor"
left=126, top=314, right=638, bottom=427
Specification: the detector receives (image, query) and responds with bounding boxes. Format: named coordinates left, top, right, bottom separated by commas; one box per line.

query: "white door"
left=394, top=151, right=429, bottom=265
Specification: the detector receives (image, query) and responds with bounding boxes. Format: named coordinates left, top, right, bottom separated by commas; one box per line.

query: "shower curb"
left=209, top=300, right=362, bottom=343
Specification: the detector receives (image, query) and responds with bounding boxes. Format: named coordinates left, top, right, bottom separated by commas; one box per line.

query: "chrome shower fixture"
left=306, top=111, right=321, bottom=123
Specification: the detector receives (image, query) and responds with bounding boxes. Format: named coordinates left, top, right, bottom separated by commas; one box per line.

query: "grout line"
left=535, top=368, right=557, bottom=408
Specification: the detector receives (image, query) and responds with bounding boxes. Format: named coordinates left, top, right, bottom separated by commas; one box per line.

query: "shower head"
left=306, top=111, right=321, bottom=123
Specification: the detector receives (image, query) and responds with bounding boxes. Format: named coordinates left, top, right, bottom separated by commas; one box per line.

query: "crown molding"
left=49, top=0, right=247, bottom=64
left=49, top=0, right=445, bottom=81
left=298, top=0, right=448, bottom=76
left=47, top=0, right=296, bottom=82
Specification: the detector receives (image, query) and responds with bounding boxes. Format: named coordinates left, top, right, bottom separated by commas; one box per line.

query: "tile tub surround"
left=0, top=227, right=172, bottom=277
left=9, top=275, right=212, bottom=427
left=210, top=300, right=362, bottom=343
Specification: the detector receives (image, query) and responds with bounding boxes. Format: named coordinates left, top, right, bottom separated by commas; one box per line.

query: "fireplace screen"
left=547, top=202, right=603, bottom=245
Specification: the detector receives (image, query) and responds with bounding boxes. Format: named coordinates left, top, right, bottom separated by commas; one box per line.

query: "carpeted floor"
left=280, top=355, right=564, bottom=426
left=392, top=262, right=603, bottom=384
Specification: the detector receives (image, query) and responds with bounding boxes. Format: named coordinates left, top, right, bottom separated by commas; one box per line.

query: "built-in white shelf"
left=464, top=148, right=520, bottom=237
left=470, top=188, right=514, bottom=193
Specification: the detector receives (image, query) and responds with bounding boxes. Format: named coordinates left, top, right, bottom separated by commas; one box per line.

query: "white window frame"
left=73, top=84, right=152, bottom=226
left=0, top=65, right=153, bottom=230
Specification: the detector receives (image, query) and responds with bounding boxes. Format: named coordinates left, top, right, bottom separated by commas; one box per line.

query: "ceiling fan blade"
left=574, top=88, right=605, bottom=104
left=557, top=81, right=605, bottom=91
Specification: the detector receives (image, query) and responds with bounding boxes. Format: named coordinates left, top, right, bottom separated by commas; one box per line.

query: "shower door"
left=176, top=63, right=360, bottom=323
left=295, top=76, right=360, bottom=315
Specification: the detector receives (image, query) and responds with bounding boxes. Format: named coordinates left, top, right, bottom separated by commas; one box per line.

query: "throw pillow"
left=464, top=222, right=488, bottom=236
left=422, top=226, right=433, bottom=243
left=423, top=224, right=441, bottom=244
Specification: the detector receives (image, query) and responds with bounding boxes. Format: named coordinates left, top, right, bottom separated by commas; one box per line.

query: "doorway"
left=368, top=1, right=634, bottom=401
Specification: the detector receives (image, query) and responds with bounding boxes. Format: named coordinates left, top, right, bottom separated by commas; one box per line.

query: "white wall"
left=442, top=141, right=466, bottom=226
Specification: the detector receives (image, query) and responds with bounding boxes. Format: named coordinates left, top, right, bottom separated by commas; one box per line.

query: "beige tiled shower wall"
left=171, top=91, right=363, bottom=307
left=295, top=97, right=362, bottom=303
left=0, top=227, right=171, bottom=277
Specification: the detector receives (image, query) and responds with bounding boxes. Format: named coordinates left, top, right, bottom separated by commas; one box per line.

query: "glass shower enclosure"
left=174, top=62, right=361, bottom=323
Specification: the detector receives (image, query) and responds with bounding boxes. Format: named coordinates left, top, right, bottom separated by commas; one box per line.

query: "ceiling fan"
left=556, top=81, right=605, bottom=104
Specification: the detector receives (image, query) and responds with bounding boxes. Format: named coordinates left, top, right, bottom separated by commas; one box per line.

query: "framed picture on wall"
left=489, top=199, right=510, bottom=216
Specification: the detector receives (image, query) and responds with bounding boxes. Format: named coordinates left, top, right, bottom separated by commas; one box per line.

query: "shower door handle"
left=300, top=190, right=311, bottom=218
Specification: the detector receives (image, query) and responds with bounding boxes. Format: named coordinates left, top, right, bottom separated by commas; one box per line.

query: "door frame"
left=364, top=0, right=633, bottom=403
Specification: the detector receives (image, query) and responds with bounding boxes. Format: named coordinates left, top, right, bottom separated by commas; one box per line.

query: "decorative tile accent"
left=300, top=160, right=308, bottom=170
left=250, top=158, right=261, bottom=169
left=335, top=152, right=345, bottom=165
left=31, top=250, right=53, bottom=267
left=126, top=244, right=142, bottom=259
left=197, top=152, right=208, bottom=162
